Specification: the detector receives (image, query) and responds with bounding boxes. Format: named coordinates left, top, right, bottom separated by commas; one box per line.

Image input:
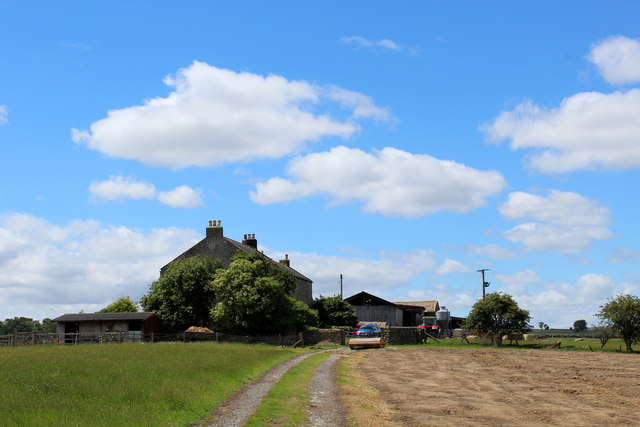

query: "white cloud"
left=435, top=259, right=470, bottom=277
left=0, top=213, right=201, bottom=320
left=250, top=146, right=506, bottom=218
left=482, top=90, right=640, bottom=173
left=500, top=273, right=637, bottom=327
left=467, top=244, right=521, bottom=260
left=71, top=62, right=390, bottom=169
left=89, top=176, right=202, bottom=209
left=264, top=249, right=436, bottom=299
left=325, top=85, right=393, bottom=122
left=499, top=190, right=611, bottom=253
left=89, top=176, right=156, bottom=201
left=157, top=186, right=202, bottom=208
left=340, top=36, right=420, bottom=56
left=495, top=269, right=541, bottom=294
left=0, top=105, right=7, bottom=125
left=587, top=36, right=640, bottom=85
left=499, top=190, right=610, bottom=228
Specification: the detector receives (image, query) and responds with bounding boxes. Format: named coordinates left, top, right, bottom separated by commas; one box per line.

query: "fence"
left=0, top=329, right=345, bottom=348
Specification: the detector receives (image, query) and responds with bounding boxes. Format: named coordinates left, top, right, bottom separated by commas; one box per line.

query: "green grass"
left=245, top=352, right=330, bottom=427
left=0, top=342, right=300, bottom=426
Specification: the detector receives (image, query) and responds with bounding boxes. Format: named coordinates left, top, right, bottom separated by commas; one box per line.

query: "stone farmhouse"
left=161, top=220, right=313, bottom=304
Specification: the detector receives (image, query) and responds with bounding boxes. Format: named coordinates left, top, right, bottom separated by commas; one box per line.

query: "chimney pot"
left=206, top=220, right=223, bottom=239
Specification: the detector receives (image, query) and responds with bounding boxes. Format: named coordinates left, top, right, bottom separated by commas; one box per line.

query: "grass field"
left=0, top=342, right=300, bottom=426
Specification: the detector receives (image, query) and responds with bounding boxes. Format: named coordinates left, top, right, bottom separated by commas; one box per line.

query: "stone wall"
left=383, top=327, right=424, bottom=345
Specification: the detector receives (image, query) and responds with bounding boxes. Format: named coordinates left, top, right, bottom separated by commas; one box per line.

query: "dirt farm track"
left=360, top=347, right=640, bottom=426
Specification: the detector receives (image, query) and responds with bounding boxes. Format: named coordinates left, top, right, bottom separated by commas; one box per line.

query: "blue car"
left=356, top=324, right=382, bottom=337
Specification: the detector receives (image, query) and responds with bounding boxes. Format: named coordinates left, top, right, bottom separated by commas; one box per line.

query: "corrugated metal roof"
left=393, top=300, right=440, bottom=312
left=53, top=312, right=159, bottom=322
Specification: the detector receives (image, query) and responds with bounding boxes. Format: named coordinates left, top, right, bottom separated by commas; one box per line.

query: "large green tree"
left=312, top=295, right=357, bottom=328
left=211, top=252, right=318, bottom=333
left=572, top=319, right=587, bottom=332
left=462, top=292, right=532, bottom=346
left=140, top=255, right=222, bottom=331
left=99, top=296, right=139, bottom=313
left=596, top=294, right=640, bottom=352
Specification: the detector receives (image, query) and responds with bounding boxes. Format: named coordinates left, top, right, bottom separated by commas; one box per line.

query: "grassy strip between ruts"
left=245, top=351, right=331, bottom=427
left=0, top=342, right=301, bottom=426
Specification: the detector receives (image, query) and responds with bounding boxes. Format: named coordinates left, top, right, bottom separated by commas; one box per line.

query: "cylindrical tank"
left=436, top=307, right=450, bottom=323
left=436, top=306, right=451, bottom=338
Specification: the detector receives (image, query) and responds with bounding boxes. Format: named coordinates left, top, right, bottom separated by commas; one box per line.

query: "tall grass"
left=0, top=342, right=299, bottom=426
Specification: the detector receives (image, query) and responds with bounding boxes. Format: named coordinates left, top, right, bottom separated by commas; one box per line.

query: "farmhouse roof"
left=161, top=220, right=311, bottom=283
left=53, top=312, right=159, bottom=322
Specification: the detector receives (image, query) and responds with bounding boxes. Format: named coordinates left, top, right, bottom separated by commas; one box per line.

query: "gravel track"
left=196, top=348, right=349, bottom=427
left=307, top=352, right=347, bottom=426
left=196, top=352, right=318, bottom=427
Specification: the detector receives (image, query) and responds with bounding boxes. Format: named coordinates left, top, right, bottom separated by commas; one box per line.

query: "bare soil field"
left=360, top=347, right=640, bottom=426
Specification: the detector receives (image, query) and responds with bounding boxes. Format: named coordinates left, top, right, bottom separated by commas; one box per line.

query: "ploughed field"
left=361, top=347, right=640, bottom=426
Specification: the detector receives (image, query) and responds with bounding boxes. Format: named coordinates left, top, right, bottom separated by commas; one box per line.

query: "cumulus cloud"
left=482, top=90, right=640, bottom=173
left=0, top=105, right=7, bottom=125
left=89, top=176, right=156, bottom=201
left=157, top=186, right=202, bottom=208
left=267, top=249, right=437, bottom=299
left=89, top=176, right=202, bottom=208
left=587, top=36, right=640, bottom=85
left=434, top=259, right=470, bottom=277
left=250, top=146, right=506, bottom=218
left=72, top=62, right=390, bottom=168
left=0, top=213, right=200, bottom=319
left=496, top=272, right=637, bottom=326
left=340, top=36, right=420, bottom=56
left=499, top=190, right=611, bottom=253
left=499, top=190, right=610, bottom=228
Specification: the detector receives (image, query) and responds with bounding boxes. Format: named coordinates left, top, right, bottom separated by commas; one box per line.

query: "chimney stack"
left=279, top=254, right=290, bottom=267
left=206, top=220, right=223, bottom=239
left=242, top=233, right=257, bottom=249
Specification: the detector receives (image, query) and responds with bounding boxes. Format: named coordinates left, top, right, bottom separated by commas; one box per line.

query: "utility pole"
left=339, top=274, right=343, bottom=299
left=477, top=269, right=490, bottom=299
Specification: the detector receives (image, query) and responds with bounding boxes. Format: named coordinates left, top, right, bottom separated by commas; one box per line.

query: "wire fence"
left=0, top=329, right=344, bottom=348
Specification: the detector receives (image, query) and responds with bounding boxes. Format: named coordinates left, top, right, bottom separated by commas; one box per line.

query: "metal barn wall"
left=355, top=305, right=403, bottom=326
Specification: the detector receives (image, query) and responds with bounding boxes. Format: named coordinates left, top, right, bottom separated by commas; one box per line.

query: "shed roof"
left=393, top=300, right=440, bottom=313
left=53, top=312, right=159, bottom=322
left=344, top=291, right=398, bottom=307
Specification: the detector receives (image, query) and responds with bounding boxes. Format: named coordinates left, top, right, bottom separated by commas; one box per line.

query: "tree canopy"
left=572, top=319, right=587, bottom=332
left=140, top=255, right=222, bottom=331
left=462, top=292, right=532, bottom=346
left=312, top=295, right=357, bottom=328
left=210, top=252, right=318, bottom=333
left=0, top=317, right=56, bottom=334
left=596, top=293, right=640, bottom=352
left=99, top=296, right=139, bottom=313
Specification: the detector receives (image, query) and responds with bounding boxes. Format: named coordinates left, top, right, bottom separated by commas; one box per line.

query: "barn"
left=53, top=312, right=162, bottom=341
left=344, top=291, right=435, bottom=327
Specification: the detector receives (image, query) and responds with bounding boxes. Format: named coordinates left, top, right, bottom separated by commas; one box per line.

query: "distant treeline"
left=0, top=317, right=56, bottom=335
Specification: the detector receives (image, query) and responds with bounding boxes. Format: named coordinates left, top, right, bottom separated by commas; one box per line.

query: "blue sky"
left=2, top=2, right=640, bottom=327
